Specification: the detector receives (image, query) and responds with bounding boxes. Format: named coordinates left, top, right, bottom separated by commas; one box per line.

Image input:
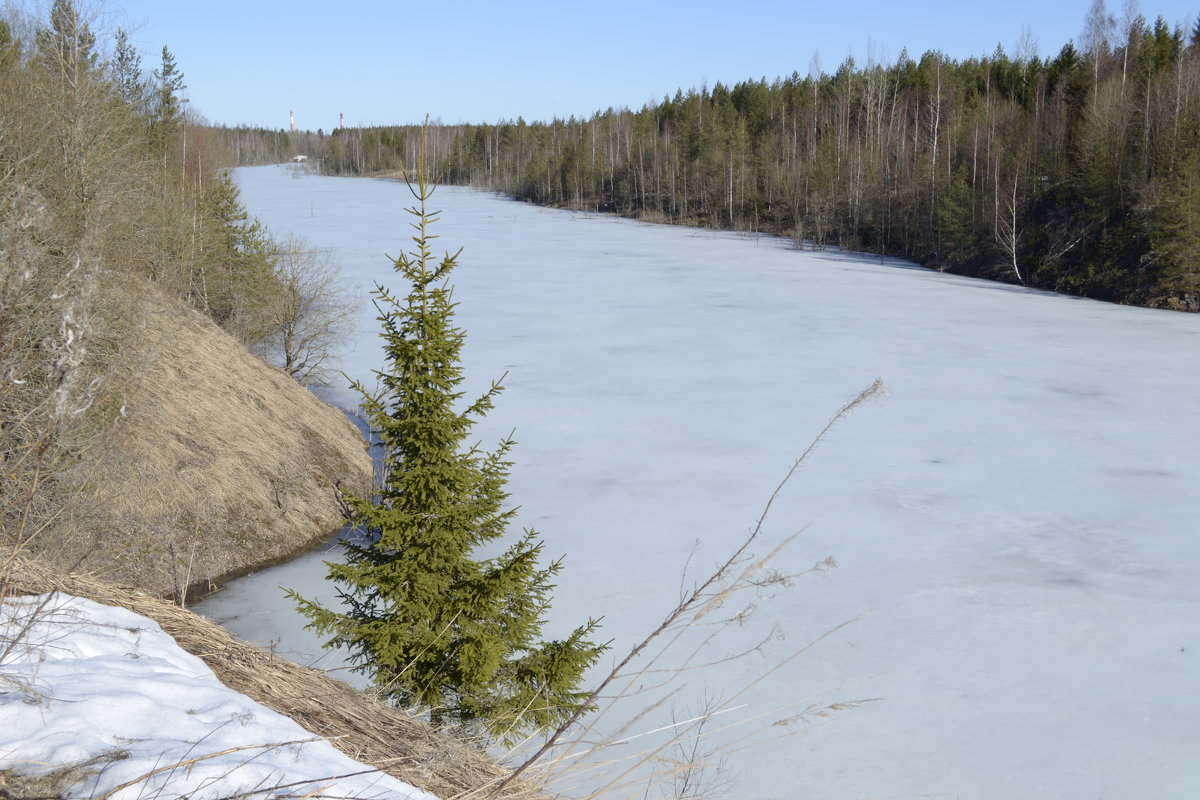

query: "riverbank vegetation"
left=0, top=2, right=410, bottom=791
left=248, top=3, right=1200, bottom=310
left=1, top=0, right=368, bottom=597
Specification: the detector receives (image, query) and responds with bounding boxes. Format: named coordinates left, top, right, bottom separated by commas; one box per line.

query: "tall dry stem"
left=489, top=379, right=886, bottom=797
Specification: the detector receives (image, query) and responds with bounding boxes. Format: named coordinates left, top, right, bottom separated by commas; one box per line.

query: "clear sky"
left=79, top=0, right=1200, bottom=130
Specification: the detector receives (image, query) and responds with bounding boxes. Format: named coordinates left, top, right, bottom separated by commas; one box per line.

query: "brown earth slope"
left=36, top=285, right=372, bottom=599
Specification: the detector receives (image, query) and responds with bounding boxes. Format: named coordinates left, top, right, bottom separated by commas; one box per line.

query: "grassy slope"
left=35, top=281, right=373, bottom=599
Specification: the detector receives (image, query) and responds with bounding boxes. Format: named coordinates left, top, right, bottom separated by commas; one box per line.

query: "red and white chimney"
left=289, top=110, right=296, bottom=132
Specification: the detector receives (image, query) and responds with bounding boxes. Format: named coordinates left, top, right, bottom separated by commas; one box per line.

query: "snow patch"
left=0, top=593, right=439, bottom=800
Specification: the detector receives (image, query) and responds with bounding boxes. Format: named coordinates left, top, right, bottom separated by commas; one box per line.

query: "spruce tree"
left=111, top=29, right=145, bottom=111
left=1148, top=151, right=1200, bottom=294
left=935, top=163, right=976, bottom=268
left=197, top=172, right=281, bottom=344
left=292, top=149, right=604, bottom=741
left=0, top=20, right=18, bottom=74
left=36, top=0, right=98, bottom=86
left=150, top=46, right=185, bottom=153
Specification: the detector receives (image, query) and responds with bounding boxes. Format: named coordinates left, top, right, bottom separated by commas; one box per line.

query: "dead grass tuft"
left=0, top=751, right=131, bottom=800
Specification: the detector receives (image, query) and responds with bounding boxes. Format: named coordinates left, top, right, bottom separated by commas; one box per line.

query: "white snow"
left=0, top=593, right=439, bottom=800
left=188, top=165, right=1200, bottom=800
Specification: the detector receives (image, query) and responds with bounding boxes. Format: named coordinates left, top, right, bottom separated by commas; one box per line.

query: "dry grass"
left=0, top=750, right=132, bottom=800
left=36, top=280, right=373, bottom=600
left=8, top=555, right=544, bottom=800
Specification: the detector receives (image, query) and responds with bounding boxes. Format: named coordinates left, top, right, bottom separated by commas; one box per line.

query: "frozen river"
left=197, top=164, right=1200, bottom=799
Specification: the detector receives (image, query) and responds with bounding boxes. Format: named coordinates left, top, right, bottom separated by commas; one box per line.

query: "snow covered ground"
left=0, top=593, right=437, bottom=800
left=194, top=165, right=1200, bottom=799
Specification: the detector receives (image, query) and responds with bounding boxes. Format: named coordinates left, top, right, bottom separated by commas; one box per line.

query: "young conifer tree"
left=292, top=139, right=604, bottom=742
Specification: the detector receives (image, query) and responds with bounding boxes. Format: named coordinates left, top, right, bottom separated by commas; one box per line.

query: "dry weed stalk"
left=484, top=379, right=886, bottom=798
left=90, top=738, right=322, bottom=800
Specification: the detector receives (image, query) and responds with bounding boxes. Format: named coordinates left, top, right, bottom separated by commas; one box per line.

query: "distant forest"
left=220, top=6, right=1200, bottom=310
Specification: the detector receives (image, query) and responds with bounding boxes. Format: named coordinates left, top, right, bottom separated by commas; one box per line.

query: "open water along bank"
left=196, top=165, right=1200, bottom=800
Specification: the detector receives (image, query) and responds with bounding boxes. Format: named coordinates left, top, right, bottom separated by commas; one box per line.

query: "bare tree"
left=994, top=165, right=1025, bottom=284
left=1015, top=24, right=1039, bottom=64
left=1119, top=0, right=1143, bottom=96
left=1083, top=0, right=1118, bottom=111
left=257, top=235, right=357, bottom=385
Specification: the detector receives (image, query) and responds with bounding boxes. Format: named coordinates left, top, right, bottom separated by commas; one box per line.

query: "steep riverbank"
left=27, top=284, right=373, bottom=600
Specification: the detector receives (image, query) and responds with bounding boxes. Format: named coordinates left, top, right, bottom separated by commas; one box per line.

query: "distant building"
left=291, top=155, right=308, bottom=163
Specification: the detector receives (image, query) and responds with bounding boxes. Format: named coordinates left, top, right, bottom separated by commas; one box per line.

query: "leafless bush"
left=1, top=177, right=99, bottom=532
left=257, top=234, right=357, bottom=386
left=0, top=166, right=105, bottom=691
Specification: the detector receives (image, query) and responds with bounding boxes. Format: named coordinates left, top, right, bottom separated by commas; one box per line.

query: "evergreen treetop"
left=111, top=29, right=145, bottom=110
left=35, top=0, right=97, bottom=85
left=151, top=45, right=185, bottom=149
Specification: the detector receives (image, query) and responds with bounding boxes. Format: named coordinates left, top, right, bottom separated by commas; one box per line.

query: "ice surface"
left=195, top=165, right=1200, bottom=799
left=0, top=593, right=439, bottom=800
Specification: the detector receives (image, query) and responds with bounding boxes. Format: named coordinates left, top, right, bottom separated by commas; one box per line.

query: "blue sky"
left=90, top=0, right=1199, bottom=130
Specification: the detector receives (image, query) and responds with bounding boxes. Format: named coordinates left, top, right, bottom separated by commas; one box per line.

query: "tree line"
left=256, top=3, right=1199, bottom=310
